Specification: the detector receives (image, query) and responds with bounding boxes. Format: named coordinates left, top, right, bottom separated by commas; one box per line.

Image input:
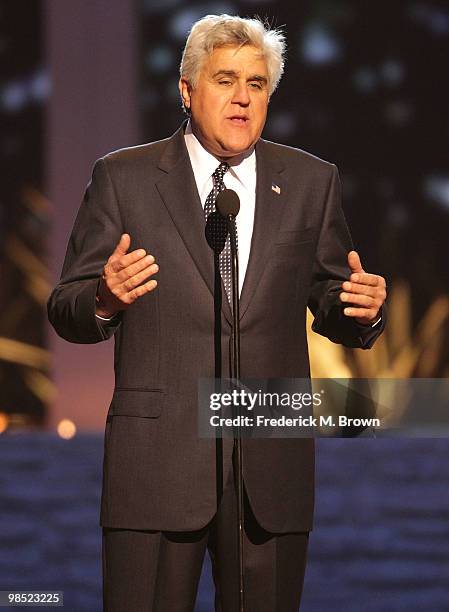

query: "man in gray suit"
left=48, top=14, right=386, bottom=612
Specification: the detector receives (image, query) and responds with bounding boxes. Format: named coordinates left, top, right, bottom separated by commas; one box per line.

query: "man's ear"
left=179, top=77, right=192, bottom=110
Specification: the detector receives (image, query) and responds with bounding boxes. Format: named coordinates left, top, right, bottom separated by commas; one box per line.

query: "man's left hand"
left=340, top=251, right=387, bottom=326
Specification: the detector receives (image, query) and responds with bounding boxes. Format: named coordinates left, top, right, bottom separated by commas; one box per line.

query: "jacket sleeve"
left=308, top=164, right=385, bottom=349
left=47, top=157, right=123, bottom=343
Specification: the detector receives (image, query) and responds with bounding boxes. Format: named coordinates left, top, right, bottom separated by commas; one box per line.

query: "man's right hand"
left=95, top=233, right=158, bottom=318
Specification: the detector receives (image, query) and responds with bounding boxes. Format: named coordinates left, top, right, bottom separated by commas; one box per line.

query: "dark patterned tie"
left=204, top=162, right=237, bottom=302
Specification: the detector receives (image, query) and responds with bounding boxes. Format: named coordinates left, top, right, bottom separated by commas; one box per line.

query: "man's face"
left=180, top=45, right=270, bottom=159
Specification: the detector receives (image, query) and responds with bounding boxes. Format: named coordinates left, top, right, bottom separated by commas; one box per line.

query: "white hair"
left=180, top=14, right=286, bottom=96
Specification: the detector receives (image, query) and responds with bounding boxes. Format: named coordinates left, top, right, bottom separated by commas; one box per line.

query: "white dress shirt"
left=184, top=121, right=256, bottom=296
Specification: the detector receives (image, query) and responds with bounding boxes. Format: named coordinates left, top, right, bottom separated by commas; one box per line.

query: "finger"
left=112, top=233, right=131, bottom=258
left=127, top=279, right=158, bottom=303
left=347, top=250, right=364, bottom=274
left=122, top=264, right=159, bottom=292
left=340, top=292, right=375, bottom=308
left=376, top=275, right=387, bottom=288
left=116, top=254, right=155, bottom=282
left=342, top=282, right=387, bottom=303
left=342, top=281, right=378, bottom=297
left=343, top=306, right=377, bottom=318
left=349, top=272, right=381, bottom=287
left=110, top=248, right=148, bottom=273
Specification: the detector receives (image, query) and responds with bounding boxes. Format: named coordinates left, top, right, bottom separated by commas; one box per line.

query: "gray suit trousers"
left=102, top=444, right=309, bottom=612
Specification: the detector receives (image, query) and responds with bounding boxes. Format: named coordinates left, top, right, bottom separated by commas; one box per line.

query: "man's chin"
left=218, top=140, right=256, bottom=159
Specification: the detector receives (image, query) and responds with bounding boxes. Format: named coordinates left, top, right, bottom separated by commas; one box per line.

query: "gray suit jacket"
left=48, top=123, right=384, bottom=532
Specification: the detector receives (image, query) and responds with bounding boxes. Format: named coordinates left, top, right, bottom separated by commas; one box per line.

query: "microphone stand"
left=227, top=215, right=245, bottom=612
left=213, top=248, right=224, bottom=506
left=206, top=198, right=245, bottom=611
left=205, top=212, right=228, bottom=509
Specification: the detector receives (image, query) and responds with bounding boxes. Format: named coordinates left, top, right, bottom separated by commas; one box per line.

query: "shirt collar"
left=184, top=120, right=256, bottom=193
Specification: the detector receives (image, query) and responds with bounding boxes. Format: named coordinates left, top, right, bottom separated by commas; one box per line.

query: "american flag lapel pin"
left=271, top=183, right=281, bottom=195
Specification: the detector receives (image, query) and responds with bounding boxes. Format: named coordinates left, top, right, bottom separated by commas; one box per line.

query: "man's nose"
left=232, top=82, right=250, bottom=106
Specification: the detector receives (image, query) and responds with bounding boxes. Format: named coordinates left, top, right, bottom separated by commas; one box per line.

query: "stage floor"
left=0, top=434, right=448, bottom=611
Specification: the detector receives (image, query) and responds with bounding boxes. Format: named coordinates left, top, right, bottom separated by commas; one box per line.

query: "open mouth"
left=228, top=116, right=249, bottom=124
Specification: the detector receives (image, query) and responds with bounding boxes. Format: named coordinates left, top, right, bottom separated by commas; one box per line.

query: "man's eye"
left=249, top=82, right=263, bottom=89
left=218, top=80, right=231, bottom=86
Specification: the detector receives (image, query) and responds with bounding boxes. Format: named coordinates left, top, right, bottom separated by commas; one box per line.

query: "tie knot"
left=212, top=162, right=229, bottom=186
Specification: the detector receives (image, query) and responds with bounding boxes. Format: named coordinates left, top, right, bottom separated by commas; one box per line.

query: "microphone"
left=205, top=211, right=228, bottom=255
left=215, top=189, right=240, bottom=218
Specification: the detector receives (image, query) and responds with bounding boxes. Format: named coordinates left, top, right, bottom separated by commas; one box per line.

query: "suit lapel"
left=239, top=139, right=287, bottom=321
left=155, top=124, right=232, bottom=323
